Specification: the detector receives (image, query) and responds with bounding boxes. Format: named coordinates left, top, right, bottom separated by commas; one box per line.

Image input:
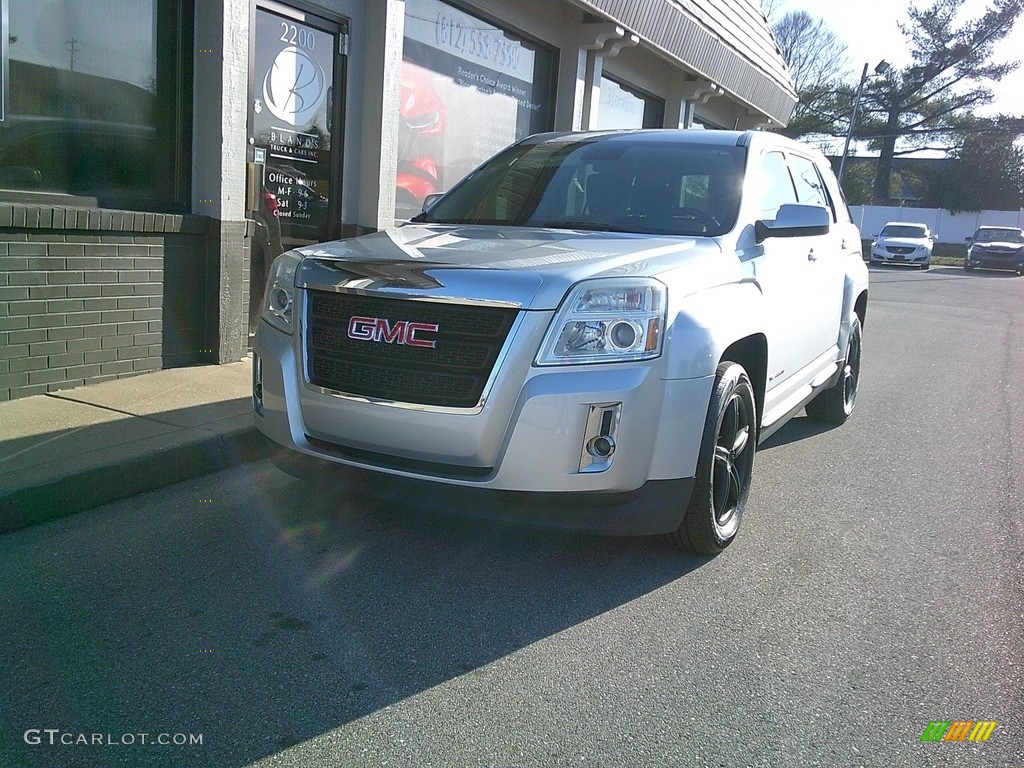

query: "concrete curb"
left=0, top=427, right=272, bottom=534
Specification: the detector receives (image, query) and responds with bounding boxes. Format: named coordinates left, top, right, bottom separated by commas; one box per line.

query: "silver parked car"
left=253, top=130, right=868, bottom=553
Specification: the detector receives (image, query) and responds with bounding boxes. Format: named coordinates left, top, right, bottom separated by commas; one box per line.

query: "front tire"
left=806, top=317, right=862, bottom=425
left=668, top=362, right=756, bottom=555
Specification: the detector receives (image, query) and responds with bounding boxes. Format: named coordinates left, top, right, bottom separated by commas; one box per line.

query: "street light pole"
left=837, top=60, right=890, bottom=185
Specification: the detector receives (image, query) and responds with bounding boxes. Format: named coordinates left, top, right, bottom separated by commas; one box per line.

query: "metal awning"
left=571, top=0, right=797, bottom=125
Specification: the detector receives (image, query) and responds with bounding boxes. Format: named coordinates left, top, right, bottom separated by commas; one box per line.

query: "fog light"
left=579, top=402, right=621, bottom=473
left=587, top=435, right=616, bottom=459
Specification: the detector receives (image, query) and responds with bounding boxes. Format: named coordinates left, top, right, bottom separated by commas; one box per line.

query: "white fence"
left=850, top=206, right=1024, bottom=244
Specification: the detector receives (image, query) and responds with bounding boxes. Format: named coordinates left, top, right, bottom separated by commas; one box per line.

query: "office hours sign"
left=250, top=6, right=339, bottom=242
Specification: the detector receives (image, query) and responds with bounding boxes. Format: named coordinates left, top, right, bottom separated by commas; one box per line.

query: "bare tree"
left=760, top=0, right=784, bottom=22
left=770, top=11, right=851, bottom=140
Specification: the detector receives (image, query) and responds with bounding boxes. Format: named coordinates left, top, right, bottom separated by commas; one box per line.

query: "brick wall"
left=0, top=204, right=220, bottom=401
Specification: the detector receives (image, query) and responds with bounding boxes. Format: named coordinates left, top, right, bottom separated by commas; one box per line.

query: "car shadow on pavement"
left=200, top=466, right=707, bottom=765
left=1, top=456, right=708, bottom=768
left=869, top=264, right=1022, bottom=279
left=758, top=415, right=837, bottom=450
left=939, top=266, right=1022, bottom=278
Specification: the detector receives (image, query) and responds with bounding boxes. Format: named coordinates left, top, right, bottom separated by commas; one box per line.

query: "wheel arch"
left=719, top=334, right=767, bottom=437
left=854, top=290, right=868, bottom=329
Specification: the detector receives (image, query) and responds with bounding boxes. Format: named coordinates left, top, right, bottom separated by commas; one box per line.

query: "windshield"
left=974, top=228, right=1024, bottom=243
left=412, top=137, right=746, bottom=237
left=880, top=224, right=927, bottom=238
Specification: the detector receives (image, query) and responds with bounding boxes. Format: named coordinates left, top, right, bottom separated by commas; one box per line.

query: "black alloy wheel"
left=711, top=385, right=755, bottom=530
left=669, top=361, right=756, bottom=554
left=806, top=317, right=862, bottom=424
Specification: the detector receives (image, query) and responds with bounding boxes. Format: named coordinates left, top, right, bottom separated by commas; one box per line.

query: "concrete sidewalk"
left=0, top=358, right=271, bottom=533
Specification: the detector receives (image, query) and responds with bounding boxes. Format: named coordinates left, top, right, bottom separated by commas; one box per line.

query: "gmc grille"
left=305, top=290, right=519, bottom=408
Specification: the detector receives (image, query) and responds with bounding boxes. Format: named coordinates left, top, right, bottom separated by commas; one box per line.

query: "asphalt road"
left=2, top=265, right=1022, bottom=768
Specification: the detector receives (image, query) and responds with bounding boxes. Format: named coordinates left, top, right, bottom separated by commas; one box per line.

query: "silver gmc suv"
left=253, top=130, right=868, bottom=553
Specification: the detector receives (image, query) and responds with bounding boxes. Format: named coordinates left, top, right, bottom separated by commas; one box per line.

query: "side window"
left=760, top=151, right=797, bottom=220
left=789, top=154, right=836, bottom=221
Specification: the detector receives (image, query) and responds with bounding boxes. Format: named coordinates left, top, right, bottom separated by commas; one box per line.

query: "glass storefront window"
left=396, top=0, right=555, bottom=220
left=0, top=0, right=191, bottom=211
left=596, top=75, right=664, bottom=130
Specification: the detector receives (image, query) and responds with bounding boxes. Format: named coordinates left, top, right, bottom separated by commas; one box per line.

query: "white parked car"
left=253, top=130, right=868, bottom=553
left=870, top=222, right=934, bottom=269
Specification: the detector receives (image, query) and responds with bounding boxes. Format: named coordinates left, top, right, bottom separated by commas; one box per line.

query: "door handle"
left=807, top=249, right=818, bottom=261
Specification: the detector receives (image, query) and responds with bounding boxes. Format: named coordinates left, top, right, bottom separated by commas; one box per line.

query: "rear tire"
left=667, top=362, right=756, bottom=555
left=806, top=317, right=862, bottom=425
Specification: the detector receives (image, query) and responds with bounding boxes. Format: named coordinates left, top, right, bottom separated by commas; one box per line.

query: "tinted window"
left=880, top=225, right=928, bottom=238
left=974, top=228, right=1024, bottom=243
left=418, top=137, right=746, bottom=237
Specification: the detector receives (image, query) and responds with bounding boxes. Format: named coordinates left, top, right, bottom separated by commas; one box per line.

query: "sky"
left=770, top=0, right=1024, bottom=117
left=8, top=0, right=155, bottom=89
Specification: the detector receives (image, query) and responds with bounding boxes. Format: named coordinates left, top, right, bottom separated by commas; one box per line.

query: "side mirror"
left=421, top=193, right=443, bottom=213
left=755, top=203, right=831, bottom=244
left=964, top=236, right=972, bottom=243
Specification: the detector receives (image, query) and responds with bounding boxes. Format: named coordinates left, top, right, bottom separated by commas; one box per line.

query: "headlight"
left=260, top=250, right=302, bottom=334
left=536, top=278, right=666, bottom=366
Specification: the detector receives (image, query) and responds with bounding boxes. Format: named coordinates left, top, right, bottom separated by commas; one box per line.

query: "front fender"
left=662, top=279, right=765, bottom=379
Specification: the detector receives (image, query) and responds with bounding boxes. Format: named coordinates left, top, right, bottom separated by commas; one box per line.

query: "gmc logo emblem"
left=347, top=316, right=439, bottom=349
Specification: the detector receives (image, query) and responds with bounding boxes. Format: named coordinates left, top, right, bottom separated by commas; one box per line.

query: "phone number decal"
left=435, top=13, right=524, bottom=71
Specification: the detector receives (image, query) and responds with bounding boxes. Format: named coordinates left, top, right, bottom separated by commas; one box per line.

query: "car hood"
left=973, top=239, right=1024, bottom=249
left=295, top=224, right=719, bottom=310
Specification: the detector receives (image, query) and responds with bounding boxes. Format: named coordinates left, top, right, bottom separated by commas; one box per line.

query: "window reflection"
left=0, top=0, right=185, bottom=209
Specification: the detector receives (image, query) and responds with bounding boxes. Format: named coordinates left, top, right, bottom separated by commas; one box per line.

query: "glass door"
left=247, top=1, right=345, bottom=331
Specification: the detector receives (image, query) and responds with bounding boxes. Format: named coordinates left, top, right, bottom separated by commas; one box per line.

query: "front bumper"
left=269, top=449, right=694, bottom=535
left=966, top=252, right=1024, bottom=272
left=870, top=247, right=930, bottom=265
left=253, top=320, right=713, bottom=534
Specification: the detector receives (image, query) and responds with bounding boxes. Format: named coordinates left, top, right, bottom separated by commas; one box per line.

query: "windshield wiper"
left=415, top=218, right=510, bottom=226
left=532, top=220, right=623, bottom=232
